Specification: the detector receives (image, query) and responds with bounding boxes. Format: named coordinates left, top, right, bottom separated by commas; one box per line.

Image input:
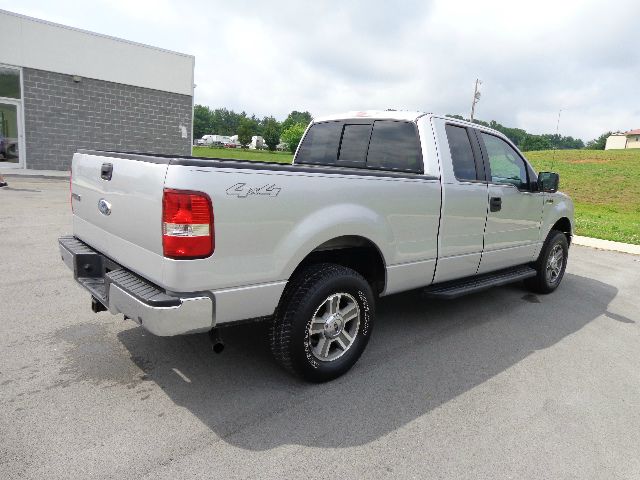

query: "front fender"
left=541, top=192, right=574, bottom=241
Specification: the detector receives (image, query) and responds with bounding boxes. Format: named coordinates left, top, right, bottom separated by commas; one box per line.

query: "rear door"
left=432, top=119, right=489, bottom=283
left=476, top=132, right=543, bottom=273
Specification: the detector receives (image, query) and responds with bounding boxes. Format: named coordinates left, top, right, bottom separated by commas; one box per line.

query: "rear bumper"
left=59, top=236, right=213, bottom=336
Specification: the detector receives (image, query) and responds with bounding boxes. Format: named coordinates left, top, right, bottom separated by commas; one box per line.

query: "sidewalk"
left=573, top=235, right=640, bottom=256
left=0, top=168, right=68, bottom=179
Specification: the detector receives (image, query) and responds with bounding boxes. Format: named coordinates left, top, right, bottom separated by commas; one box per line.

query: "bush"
left=280, top=123, right=307, bottom=154
left=263, top=118, right=281, bottom=151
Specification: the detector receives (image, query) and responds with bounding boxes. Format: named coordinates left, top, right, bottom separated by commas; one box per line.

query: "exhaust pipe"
left=91, top=296, right=107, bottom=313
left=209, top=328, right=225, bottom=354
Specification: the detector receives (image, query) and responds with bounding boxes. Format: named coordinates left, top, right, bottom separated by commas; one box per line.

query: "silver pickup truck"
left=59, top=110, right=573, bottom=381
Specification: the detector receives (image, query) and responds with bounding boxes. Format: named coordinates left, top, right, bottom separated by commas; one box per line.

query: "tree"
left=210, top=108, right=245, bottom=136
left=519, top=135, right=552, bottom=152
left=193, top=104, right=213, bottom=140
left=586, top=132, right=612, bottom=150
left=237, top=118, right=255, bottom=148
left=250, top=114, right=264, bottom=136
left=540, top=134, right=584, bottom=150
left=280, top=123, right=307, bottom=153
left=262, top=117, right=281, bottom=151
left=445, top=113, right=586, bottom=150
left=282, top=111, right=313, bottom=131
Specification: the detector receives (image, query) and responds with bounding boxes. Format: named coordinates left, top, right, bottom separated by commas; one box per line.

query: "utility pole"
left=470, top=78, right=482, bottom=123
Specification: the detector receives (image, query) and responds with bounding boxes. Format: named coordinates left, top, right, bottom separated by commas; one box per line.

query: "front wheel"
left=269, top=263, right=375, bottom=382
left=526, top=230, right=569, bottom=294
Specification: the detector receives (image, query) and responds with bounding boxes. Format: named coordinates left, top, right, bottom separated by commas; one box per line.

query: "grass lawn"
left=190, top=146, right=639, bottom=245
left=192, top=146, right=292, bottom=163
left=525, top=149, right=640, bottom=245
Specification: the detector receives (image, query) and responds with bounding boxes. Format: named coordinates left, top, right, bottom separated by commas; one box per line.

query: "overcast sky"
left=4, top=0, right=639, bottom=140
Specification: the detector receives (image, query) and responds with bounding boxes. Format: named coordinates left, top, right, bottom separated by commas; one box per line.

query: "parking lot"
left=1, top=176, right=639, bottom=479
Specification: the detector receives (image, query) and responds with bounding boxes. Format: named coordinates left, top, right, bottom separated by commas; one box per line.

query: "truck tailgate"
left=71, top=152, right=168, bottom=283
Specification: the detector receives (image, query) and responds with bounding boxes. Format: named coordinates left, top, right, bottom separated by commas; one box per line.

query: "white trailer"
left=250, top=136, right=265, bottom=149
left=201, top=134, right=231, bottom=146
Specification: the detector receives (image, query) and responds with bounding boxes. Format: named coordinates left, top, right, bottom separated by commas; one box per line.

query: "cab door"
left=476, top=132, right=544, bottom=274
left=432, top=119, right=489, bottom=283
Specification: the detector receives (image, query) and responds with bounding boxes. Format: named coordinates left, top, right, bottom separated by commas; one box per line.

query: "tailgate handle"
left=490, top=196, right=502, bottom=212
left=101, top=163, right=113, bottom=181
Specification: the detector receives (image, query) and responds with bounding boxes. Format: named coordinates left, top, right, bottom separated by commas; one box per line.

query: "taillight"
left=162, top=189, right=214, bottom=259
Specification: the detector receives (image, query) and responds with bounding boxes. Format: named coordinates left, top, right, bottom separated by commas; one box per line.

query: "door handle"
left=490, top=196, right=502, bottom=212
left=101, top=163, right=113, bottom=181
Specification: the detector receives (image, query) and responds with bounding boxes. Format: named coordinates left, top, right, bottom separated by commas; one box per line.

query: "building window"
left=0, top=66, right=21, bottom=99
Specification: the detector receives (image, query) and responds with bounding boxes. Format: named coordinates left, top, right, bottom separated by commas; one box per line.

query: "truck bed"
left=70, top=149, right=442, bottom=324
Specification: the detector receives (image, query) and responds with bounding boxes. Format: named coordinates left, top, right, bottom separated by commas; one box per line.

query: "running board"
left=423, top=265, right=537, bottom=299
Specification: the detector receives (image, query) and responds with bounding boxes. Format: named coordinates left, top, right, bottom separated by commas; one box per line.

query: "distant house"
left=605, top=130, right=640, bottom=150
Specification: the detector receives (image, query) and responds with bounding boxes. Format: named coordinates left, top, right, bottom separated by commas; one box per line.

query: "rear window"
left=366, top=121, right=421, bottom=172
left=296, top=119, right=422, bottom=173
left=295, top=121, right=342, bottom=165
left=337, top=124, right=371, bottom=166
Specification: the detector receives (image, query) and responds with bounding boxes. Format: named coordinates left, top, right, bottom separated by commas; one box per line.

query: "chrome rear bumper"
left=59, top=235, right=213, bottom=336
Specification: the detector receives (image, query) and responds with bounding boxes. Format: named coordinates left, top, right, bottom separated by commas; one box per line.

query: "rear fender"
left=277, top=203, right=391, bottom=280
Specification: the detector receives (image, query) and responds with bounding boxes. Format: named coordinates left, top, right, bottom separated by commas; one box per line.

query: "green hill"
left=526, top=149, right=640, bottom=245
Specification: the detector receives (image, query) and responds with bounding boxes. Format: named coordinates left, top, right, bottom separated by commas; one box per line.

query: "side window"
left=480, top=133, right=528, bottom=188
left=445, top=124, right=478, bottom=181
left=366, top=121, right=421, bottom=172
left=337, top=124, right=371, bottom=166
left=295, top=121, right=342, bottom=165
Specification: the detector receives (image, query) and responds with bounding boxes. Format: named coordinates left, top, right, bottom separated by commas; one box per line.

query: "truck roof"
left=314, top=110, right=428, bottom=123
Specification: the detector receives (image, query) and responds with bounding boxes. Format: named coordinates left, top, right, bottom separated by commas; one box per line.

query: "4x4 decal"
left=226, top=183, right=282, bottom=198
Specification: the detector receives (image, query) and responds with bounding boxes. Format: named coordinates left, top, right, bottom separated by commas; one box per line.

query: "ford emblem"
left=98, top=198, right=112, bottom=216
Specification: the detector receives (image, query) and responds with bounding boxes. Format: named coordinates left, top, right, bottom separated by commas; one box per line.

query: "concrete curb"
left=573, top=235, right=640, bottom=256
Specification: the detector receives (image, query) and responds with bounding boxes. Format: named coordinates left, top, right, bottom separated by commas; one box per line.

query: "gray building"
left=0, top=10, right=195, bottom=171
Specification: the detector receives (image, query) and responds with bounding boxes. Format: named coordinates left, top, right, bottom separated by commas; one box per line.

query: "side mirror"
left=538, top=172, right=559, bottom=193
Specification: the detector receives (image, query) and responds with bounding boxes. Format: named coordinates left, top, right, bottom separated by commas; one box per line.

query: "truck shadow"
left=117, top=273, right=617, bottom=450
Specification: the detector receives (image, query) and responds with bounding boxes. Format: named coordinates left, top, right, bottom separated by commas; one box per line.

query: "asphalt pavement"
left=1, top=177, right=639, bottom=479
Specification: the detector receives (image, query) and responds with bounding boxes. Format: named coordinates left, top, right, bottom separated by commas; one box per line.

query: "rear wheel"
left=526, top=230, right=569, bottom=294
left=269, top=263, right=375, bottom=382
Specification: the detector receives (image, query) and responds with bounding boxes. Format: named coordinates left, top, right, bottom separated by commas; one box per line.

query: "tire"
left=526, top=230, right=569, bottom=294
left=269, top=263, right=375, bottom=382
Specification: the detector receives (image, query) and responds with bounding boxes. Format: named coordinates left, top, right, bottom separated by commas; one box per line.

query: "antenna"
left=469, top=79, right=482, bottom=123
left=551, top=109, right=562, bottom=170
